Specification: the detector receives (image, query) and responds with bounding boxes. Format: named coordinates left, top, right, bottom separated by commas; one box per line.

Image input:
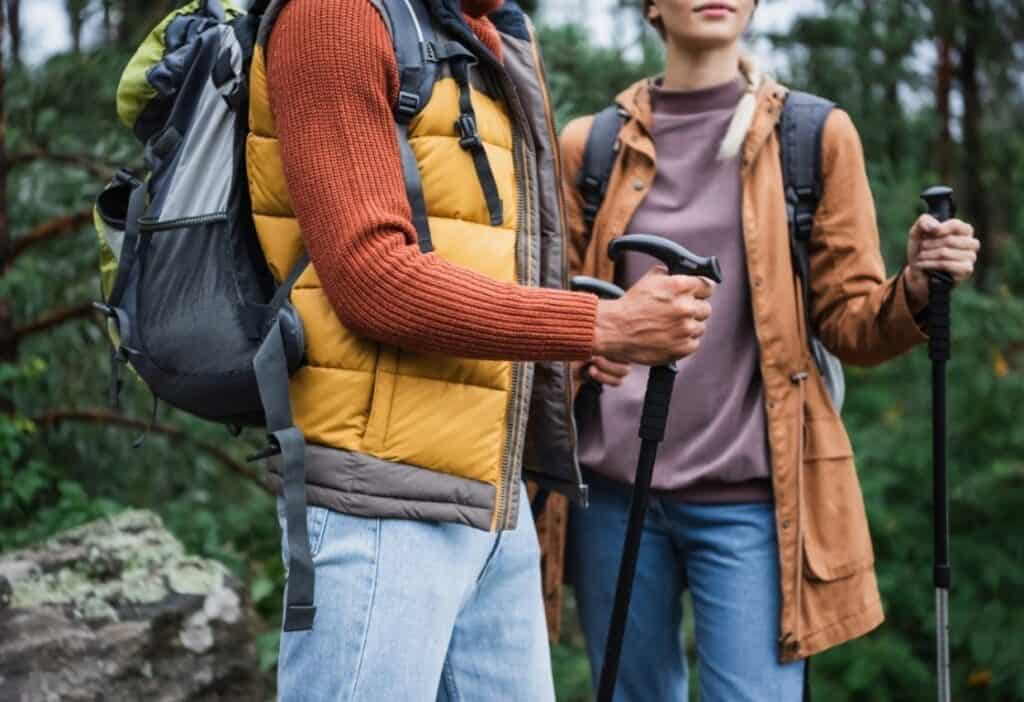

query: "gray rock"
left=0, top=510, right=263, bottom=701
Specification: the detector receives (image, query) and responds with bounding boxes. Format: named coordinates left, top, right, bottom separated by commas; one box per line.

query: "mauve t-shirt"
left=577, top=77, right=773, bottom=503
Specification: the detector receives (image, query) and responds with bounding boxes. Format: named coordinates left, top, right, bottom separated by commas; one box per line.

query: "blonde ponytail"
left=717, top=55, right=763, bottom=161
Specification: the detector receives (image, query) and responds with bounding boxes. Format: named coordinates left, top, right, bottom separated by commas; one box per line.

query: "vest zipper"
left=527, top=22, right=582, bottom=487
left=449, top=27, right=536, bottom=531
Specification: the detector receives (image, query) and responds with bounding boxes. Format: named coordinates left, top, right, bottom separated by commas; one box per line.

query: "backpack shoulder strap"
left=577, top=104, right=627, bottom=239
left=371, top=0, right=441, bottom=254
left=779, top=90, right=835, bottom=329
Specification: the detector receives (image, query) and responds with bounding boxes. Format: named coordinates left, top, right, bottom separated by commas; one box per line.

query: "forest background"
left=2, top=1, right=1022, bottom=699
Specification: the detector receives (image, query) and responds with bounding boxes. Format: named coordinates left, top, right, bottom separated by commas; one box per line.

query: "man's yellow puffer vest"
left=246, top=37, right=523, bottom=529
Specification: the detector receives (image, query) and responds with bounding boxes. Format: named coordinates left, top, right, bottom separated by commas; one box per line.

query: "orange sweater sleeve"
left=266, top=0, right=598, bottom=362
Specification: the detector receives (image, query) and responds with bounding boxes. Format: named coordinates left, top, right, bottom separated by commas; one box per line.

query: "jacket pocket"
left=362, top=345, right=398, bottom=454
left=802, top=417, right=875, bottom=581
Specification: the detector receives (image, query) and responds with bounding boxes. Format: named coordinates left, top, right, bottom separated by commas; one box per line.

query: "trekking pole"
left=595, top=234, right=722, bottom=702
left=569, top=276, right=628, bottom=452
left=530, top=277, right=628, bottom=519
left=921, top=186, right=956, bottom=702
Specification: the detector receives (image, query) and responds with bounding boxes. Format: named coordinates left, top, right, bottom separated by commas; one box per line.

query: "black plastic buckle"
left=113, top=168, right=140, bottom=188
left=456, top=114, right=482, bottom=150
left=580, top=175, right=601, bottom=195
left=422, top=41, right=439, bottom=63
left=396, top=90, right=421, bottom=121
left=794, top=211, right=815, bottom=236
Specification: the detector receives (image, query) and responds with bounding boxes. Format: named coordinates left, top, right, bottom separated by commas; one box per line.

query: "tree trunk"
left=0, top=2, right=13, bottom=370
left=67, top=0, right=85, bottom=54
left=935, top=35, right=954, bottom=184
left=102, top=0, right=113, bottom=43
left=959, top=0, right=991, bottom=289
left=4, top=0, right=20, bottom=69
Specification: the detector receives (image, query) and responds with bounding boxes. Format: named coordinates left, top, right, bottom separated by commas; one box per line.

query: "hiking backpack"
left=92, top=0, right=499, bottom=632
left=576, top=91, right=846, bottom=412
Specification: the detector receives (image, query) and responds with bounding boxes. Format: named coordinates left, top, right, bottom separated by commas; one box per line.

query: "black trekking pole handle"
left=609, top=234, right=723, bottom=284
left=921, top=187, right=956, bottom=366
left=594, top=235, right=722, bottom=702
left=571, top=276, right=626, bottom=301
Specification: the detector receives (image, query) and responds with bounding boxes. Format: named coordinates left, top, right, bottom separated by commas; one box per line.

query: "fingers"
left=918, top=235, right=980, bottom=253
left=589, top=355, right=631, bottom=387
left=672, top=274, right=715, bottom=299
left=685, top=298, right=712, bottom=323
left=913, top=215, right=976, bottom=240
left=588, top=365, right=625, bottom=386
left=640, top=264, right=670, bottom=279
left=913, top=260, right=976, bottom=282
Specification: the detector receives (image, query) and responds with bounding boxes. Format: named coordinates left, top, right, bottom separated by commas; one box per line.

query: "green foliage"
left=537, top=23, right=662, bottom=129
left=0, top=360, right=122, bottom=551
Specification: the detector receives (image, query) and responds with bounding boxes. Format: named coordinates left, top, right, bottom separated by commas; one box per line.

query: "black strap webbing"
left=396, top=121, right=434, bottom=253
left=577, top=104, right=626, bottom=238
left=107, top=178, right=148, bottom=308
left=254, top=316, right=315, bottom=631
left=378, top=0, right=437, bottom=254
left=451, top=57, right=504, bottom=227
left=779, top=91, right=834, bottom=337
left=270, top=252, right=310, bottom=313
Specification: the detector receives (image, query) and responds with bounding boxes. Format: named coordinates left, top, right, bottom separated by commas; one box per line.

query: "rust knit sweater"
left=267, top=0, right=598, bottom=361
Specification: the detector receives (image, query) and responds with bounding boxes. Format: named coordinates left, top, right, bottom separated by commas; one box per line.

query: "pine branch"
left=13, top=303, right=97, bottom=343
left=31, top=409, right=274, bottom=496
left=10, top=146, right=118, bottom=180
left=3, top=209, right=93, bottom=272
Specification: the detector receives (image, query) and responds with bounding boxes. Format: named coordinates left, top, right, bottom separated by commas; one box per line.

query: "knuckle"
left=675, top=298, right=694, bottom=317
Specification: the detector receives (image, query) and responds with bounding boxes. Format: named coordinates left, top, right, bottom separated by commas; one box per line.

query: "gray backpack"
left=577, top=91, right=845, bottom=412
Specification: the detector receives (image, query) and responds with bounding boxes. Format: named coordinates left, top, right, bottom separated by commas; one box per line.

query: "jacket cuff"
left=884, top=270, right=929, bottom=348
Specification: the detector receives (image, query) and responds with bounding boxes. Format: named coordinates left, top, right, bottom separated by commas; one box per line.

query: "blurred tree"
left=1, top=0, right=11, bottom=372
left=66, top=0, right=91, bottom=54
left=4, top=0, right=19, bottom=68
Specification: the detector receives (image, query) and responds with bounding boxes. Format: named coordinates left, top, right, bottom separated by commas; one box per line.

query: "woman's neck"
left=662, top=42, right=741, bottom=91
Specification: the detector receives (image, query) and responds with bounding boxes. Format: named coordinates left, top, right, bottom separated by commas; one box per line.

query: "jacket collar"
left=614, top=74, right=789, bottom=166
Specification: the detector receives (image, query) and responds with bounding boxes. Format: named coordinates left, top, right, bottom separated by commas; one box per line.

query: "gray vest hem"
left=267, top=444, right=498, bottom=531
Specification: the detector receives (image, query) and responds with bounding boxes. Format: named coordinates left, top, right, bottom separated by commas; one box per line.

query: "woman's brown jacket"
left=533, top=76, right=929, bottom=662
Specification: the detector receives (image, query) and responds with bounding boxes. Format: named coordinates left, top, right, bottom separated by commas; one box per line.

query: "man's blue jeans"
left=569, top=476, right=805, bottom=701
left=276, top=484, right=554, bottom=702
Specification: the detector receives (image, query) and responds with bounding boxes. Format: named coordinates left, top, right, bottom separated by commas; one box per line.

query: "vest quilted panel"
left=247, top=37, right=520, bottom=492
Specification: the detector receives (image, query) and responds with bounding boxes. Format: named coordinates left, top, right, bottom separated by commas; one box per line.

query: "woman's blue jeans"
left=569, top=476, right=806, bottom=701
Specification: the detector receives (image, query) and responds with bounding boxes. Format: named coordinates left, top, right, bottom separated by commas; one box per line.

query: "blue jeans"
left=276, top=484, right=554, bottom=702
left=569, top=477, right=805, bottom=701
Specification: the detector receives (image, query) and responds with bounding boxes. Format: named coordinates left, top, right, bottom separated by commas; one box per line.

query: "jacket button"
left=632, top=178, right=645, bottom=191
left=782, top=520, right=791, bottom=529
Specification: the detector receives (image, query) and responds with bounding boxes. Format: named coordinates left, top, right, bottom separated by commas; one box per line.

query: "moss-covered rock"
left=0, top=510, right=262, bottom=701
